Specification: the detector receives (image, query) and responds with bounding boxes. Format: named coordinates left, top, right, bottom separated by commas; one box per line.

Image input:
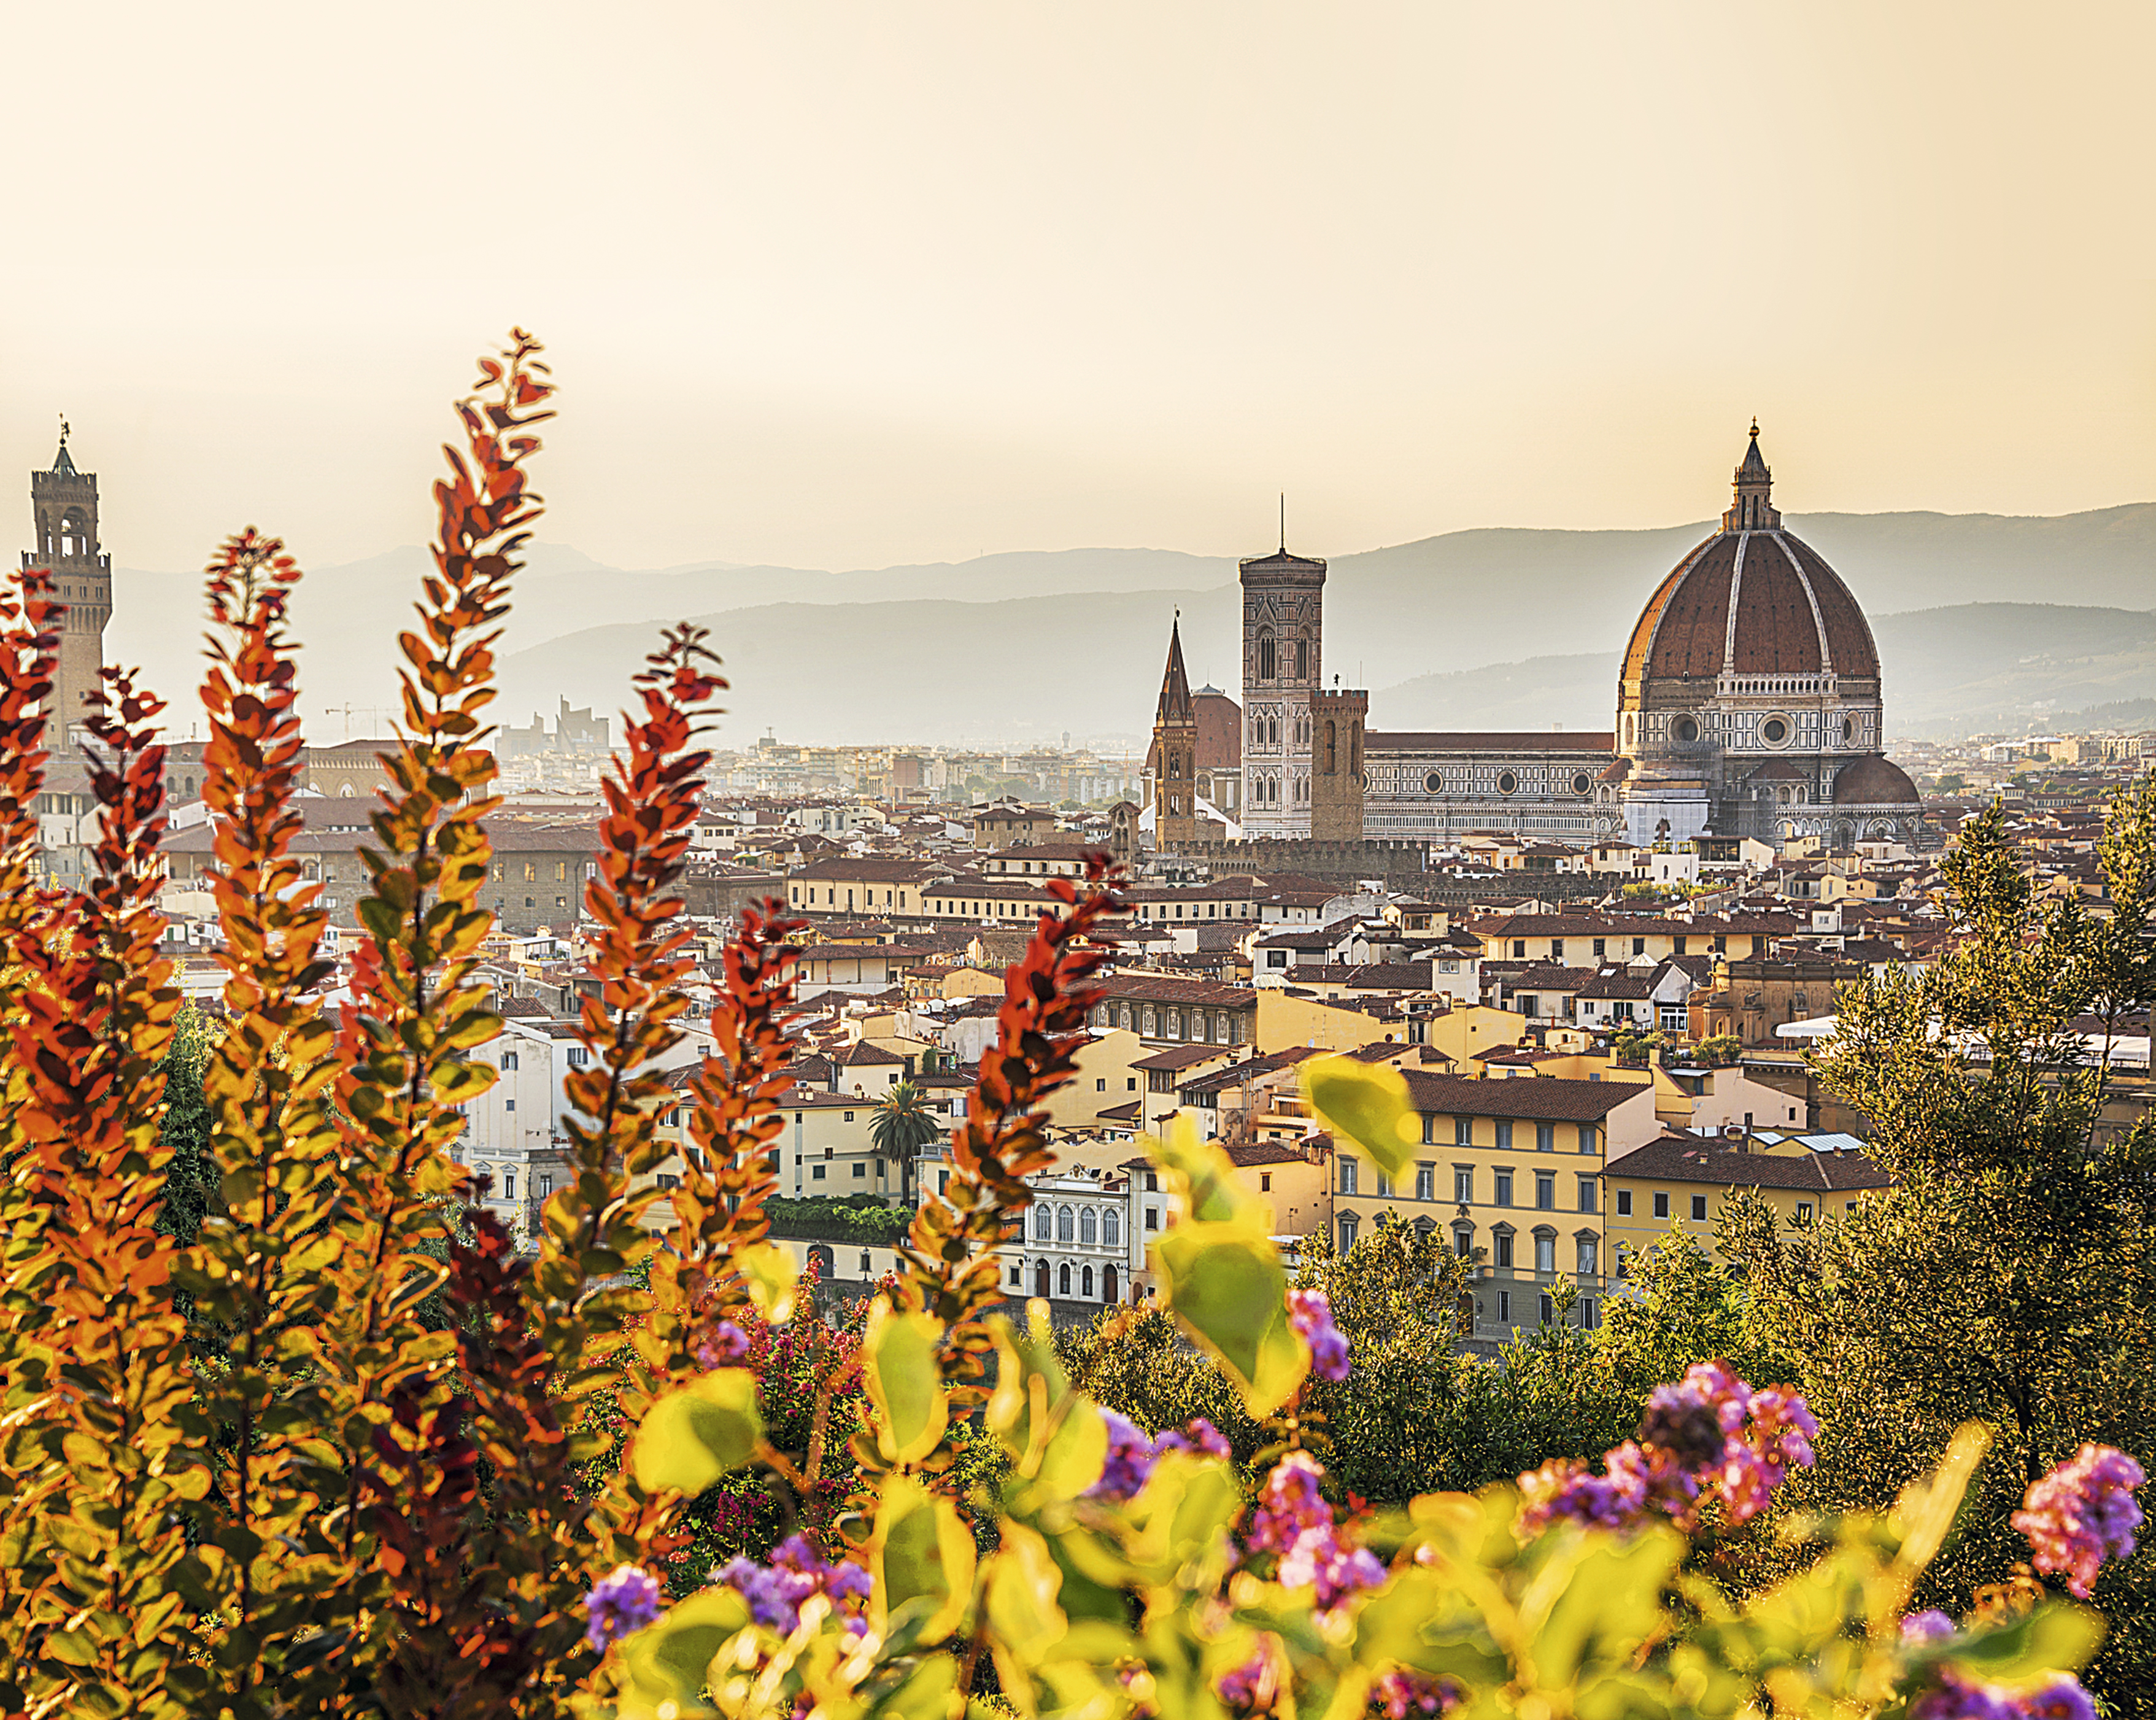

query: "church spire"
left=1155, top=611, right=1194, bottom=724
left=1723, top=419, right=1780, bottom=533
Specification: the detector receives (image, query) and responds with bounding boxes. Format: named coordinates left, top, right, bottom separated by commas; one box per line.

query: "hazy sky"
left=6, top=2, right=2151, bottom=576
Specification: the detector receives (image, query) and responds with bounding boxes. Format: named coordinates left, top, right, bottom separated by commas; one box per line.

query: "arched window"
left=1080, top=1208, right=1097, bottom=1245
left=1103, top=1209, right=1121, bottom=1247
left=1057, top=1204, right=1075, bottom=1242
left=1294, top=635, right=1308, bottom=680
left=1257, top=631, right=1277, bottom=681
left=1082, top=1265, right=1095, bottom=1298
left=1035, top=1260, right=1050, bottom=1296
left=1034, top=1203, right=1052, bottom=1241
left=1325, top=721, right=1337, bottom=772
left=1103, top=1263, right=1119, bottom=1303
left=1534, top=1231, right=1557, bottom=1274
left=1339, top=1213, right=1359, bottom=1252
left=1059, top=1263, right=1072, bottom=1296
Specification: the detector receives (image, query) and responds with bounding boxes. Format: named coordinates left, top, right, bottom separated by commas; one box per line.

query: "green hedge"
left=764, top=1195, right=911, bottom=1246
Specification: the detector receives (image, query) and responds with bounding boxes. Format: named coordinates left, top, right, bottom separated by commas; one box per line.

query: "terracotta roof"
left=1621, top=527, right=1881, bottom=685
left=1603, top=1132, right=1892, bottom=1192
left=1131, top=1044, right=1229, bottom=1072
left=1099, top=974, right=1256, bottom=1008
left=1399, top=1069, right=1645, bottom=1122
left=1832, top=755, right=1921, bottom=805
left=1178, top=1047, right=1321, bottom=1096
left=1227, top=1141, right=1316, bottom=1168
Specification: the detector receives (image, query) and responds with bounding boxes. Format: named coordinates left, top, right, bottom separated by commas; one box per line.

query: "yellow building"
left=1327, top=1071, right=1662, bottom=1342
left=1043, top=1028, right=1148, bottom=1131
left=1254, top=991, right=1524, bottom=1061
left=1601, top=1130, right=1891, bottom=1275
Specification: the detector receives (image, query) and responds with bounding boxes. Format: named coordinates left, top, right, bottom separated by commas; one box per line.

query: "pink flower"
left=1217, top=1645, right=1278, bottom=1711
left=1518, top=1363, right=1816, bottom=1536
left=696, top=1319, right=752, bottom=1368
left=1245, top=1452, right=1332, bottom=1557
left=1156, top=1416, right=1232, bottom=1460
left=1288, top=1287, right=1350, bottom=1382
left=2012, top=1444, right=2146, bottom=1598
left=1089, top=1409, right=1158, bottom=1503
left=581, top=1563, right=663, bottom=1651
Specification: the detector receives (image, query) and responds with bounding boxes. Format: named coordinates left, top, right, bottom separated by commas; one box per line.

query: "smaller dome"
left=1831, top=755, right=1919, bottom=805
left=1744, top=758, right=1808, bottom=784
left=1596, top=757, right=1632, bottom=786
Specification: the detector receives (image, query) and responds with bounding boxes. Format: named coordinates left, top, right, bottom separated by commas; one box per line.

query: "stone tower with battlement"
left=1238, top=541, right=1325, bottom=839
left=21, top=433, right=110, bottom=742
left=1308, top=682, right=1369, bottom=840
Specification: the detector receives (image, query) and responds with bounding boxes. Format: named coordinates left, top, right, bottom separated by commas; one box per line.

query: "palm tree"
left=868, top=1080, right=945, bottom=1205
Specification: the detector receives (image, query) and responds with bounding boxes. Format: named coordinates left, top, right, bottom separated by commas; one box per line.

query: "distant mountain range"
left=105, top=503, right=2154, bottom=747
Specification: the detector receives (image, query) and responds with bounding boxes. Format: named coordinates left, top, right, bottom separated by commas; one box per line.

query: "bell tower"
left=21, top=424, right=110, bottom=741
left=1148, top=613, right=1200, bottom=853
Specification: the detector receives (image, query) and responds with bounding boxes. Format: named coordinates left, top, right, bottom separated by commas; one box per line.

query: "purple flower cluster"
left=1911, top=1672, right=2095, bottom=1720
left=1287, top=1287, right=1350, bottom=1382
left=1244, top=1451, right=1386, bottom=1615
left=1372, top=1669, right=1461, bottom=1718
left=1518, top=1362, right=1818, bottom=1535
left=714, top=1533, right=872, bottom=1637
left=695, top=1319, right=752, bottom=1368
left=1901, top=1610, right=1958, bottom=1643
left=2011, top=1443, right=2146, bottom=1599
left=1086, top=1414, right=1233, bottom=1504
left=581, top=1562, right=664, bottom=1652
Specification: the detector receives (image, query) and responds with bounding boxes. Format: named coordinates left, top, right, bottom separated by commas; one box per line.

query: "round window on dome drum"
left=1497, top=771, right=1518, bottom=796
left=1674, top=717, right=1699, bottom=745
left=1842, top=715, right=1855, bottom=742
left=1763, top=717, right=1788, bottom=745
left=1572, top=772, right=1593, bottom=795
left=1424, top=771, right=1442, bottom=794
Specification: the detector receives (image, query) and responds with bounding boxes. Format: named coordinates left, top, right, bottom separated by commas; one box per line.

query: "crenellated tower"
left=21, top=427, right=110, bottom=742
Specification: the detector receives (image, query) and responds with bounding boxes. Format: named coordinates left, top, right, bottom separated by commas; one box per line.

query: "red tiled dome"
left=1621, top=529, right=1880, bottom=684
left=1831, top=754, right=1919, bottom=805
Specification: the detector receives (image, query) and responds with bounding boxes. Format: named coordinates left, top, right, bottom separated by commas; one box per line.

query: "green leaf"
left=1947, top=1601, right=2104, bottom=1681
left=1303, top=1056, right=1418, bottom=1177
left=631, top=1367, right=763, bottom=1496
left=862, top=1302, right=950, bottom=1465
left=871, top=1473, right=976, bottom=1643
left=616, top=1586, right=746, bottom=1718
left=1151, top=1221, right=1308, bottom=1417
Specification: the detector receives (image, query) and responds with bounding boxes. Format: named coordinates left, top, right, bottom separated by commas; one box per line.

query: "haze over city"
left=5, top=2, right=2151, bottom=579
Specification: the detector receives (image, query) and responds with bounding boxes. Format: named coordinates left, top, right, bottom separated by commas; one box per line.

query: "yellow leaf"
left=1304, top=1056, right=1420, bottom=1177
left=863, top=1301, right=950, bottom=1466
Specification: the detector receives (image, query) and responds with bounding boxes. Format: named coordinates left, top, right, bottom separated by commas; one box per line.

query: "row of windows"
left=1340, top=1160, right=1599, bottom=1211
left=1614, top=1188, right=1840, bottom=1225
left=1335, top=1211, right=1597, bottom=1276
left=1006, top=1258, right=1121, bottom=1301
left=1092, top=1001, right=1247, bottom=1044
left=1487, top=1288, right=1598, bottom=1331
left=1029, top=1202, right=1124, bottom=1247
left=1412, top=1118, right=1600, bottom=1153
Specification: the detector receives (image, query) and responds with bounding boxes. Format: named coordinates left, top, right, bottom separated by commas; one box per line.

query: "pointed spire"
left=1723, top=419, right=1779, bottom=532
left=1155, top=611, right=1194, bottom=724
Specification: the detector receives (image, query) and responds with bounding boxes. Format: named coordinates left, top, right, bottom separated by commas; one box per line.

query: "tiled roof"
left=1099, top=974, right=1256, bottom=1008
left=1400, top=1069, right=1645, bottom=1123
left=1603, top=1132, right=1892, bottom=1191
left=1178, top=1047, right=1321, bottom=1096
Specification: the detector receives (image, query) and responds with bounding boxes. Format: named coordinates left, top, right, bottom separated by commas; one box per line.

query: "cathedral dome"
left=1620, top=429, right=1880, bottom=687
left=1831, top=754, right=1919, bottom=805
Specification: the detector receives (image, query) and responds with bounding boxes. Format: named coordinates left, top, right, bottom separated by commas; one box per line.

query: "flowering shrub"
left=2012, top=1446, right=2147, bottom=1601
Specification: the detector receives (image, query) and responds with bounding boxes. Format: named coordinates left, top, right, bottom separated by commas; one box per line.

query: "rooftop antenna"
left=1279, top=493, right=1286, bottom=552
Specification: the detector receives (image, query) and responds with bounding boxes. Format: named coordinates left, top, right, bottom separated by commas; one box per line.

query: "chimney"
left=1742, top=1110, right=1753, bottom=1152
